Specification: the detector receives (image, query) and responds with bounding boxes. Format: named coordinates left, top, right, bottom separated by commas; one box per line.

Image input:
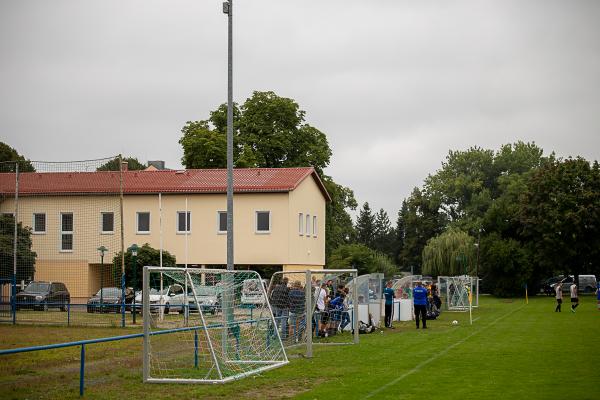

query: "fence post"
left=121, top=273, right=126, bottom=328
left=68, top=302, right=70, bottom=326
left=194, top=329, right=198, bottom=369
left=305, top=270, right=312, bottom=358
left=79, top=344, right=85, bottom=397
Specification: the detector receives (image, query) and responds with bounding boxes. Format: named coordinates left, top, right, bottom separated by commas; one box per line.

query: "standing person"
left=315, top=282, right=329, bottom=337
left=596, top=280, right=600, bottom=311
left=340, top=287, right=351, bottom=332
left=383, top=281, right=395, bottom=328
left=288, top=281, right=305, bottom=342
left=413, top=280, right=428, bottom=329
left=555, top=282, right=563, bottom=312
left=570, top=278, right=579, bottom=313
left=269, top=277, right=290, bottom=339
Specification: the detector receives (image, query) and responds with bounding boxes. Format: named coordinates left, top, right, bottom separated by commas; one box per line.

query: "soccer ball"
left=452, top=320, right=458, bottom=325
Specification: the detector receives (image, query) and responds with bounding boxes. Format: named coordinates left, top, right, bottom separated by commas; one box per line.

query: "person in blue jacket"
left=413, top=280, right=428, bottom=329
left=383, top=281, right=395, bottom=328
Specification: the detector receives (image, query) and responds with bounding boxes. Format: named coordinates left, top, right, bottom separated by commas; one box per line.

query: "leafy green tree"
left=519, top=157, right=600, bottom=280
left=0, top=215, right=36, bottom=282
left=97, top=156, right=145, bottom=171
left=422, top=228, right=476, bottom=276
left=180, top=91, right=331, bottom=174
left=112, top=243, right=177, bottom=289
left=398, top=188, right=446, bottom=273
left=0, top=142, right=35, bottom=172
left=323, top=176, right=357, bottom=261
left=328, top=243, right=397, bottom=277
left=355, top=202, right=375, bottom=248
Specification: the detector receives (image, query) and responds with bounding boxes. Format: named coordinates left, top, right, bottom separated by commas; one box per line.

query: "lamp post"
left=128, top=244, right=139, bottom=323
left=97, top=246, right=107, bottom=312
left=475, top=228, right=482, bottom=278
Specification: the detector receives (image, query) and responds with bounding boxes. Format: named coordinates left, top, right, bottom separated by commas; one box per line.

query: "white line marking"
left=363, top=304, right=525, bottom=399
left=472, top=317, right=481, bottom=322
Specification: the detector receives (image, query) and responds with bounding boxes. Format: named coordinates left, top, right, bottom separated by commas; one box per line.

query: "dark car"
left=15, top=281, right=70, bottom=311
left=86, top=287, right=134, bottom=313
left=540, top=276, right=564, bottom=296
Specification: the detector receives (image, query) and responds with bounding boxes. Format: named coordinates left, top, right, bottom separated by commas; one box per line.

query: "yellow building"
left=0, top=167, right=329, bottom=303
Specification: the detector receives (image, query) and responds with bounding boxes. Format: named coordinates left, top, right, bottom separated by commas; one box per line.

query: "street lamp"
left=128, top=244, right=139, bottom=323
left=97, top=246, right=107, bottom=311
left=475, top=228, right=482, bottom=278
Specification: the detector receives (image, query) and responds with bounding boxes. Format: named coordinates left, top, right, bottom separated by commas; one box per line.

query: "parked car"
left=171, top=285, right=221, bottom=315
left=15, top=281, right=70, bottom=311
left=86, top=287, right=134, bottom=313
left=540, top=275, right=564, bottom=296
left=134, top=284, right=184, bottom=315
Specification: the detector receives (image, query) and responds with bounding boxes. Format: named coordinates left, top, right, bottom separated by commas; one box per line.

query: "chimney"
left=121, top=161, right=129, bottom=172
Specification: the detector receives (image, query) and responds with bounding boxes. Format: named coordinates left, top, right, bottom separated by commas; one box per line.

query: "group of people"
left=554, top=279, right=580, bottom=313
left=383, top=280, right=442, bottom=330
left=268, top=277, right=352, bottom=341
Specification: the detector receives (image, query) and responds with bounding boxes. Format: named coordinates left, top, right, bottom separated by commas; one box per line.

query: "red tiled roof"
left=0, top=167, right=331, bottom=201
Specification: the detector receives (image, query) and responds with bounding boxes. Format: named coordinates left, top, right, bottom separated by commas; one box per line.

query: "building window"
left=306, top=214, right=311, bottom=236
left=177, top=211, right=191, bottom=233
left=217, top=211, right=227, bottom=233
left=60, top=213, right=73, bottom=251
left=313, top=215, right=317, bottom=237
left=255, top=211, right=270, bottom=233
left=298, top=213, right=303, bottom=235
left=33, top=213, right=46, bottom=234
left=101, top=212, right=114, bottom=233
left=137, top=212, right=150, bottom=234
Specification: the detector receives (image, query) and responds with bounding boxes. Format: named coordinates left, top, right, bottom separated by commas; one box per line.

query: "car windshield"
left=24, top=282, right=50, bottom=293
left=96, top=288, right=121, bottom=297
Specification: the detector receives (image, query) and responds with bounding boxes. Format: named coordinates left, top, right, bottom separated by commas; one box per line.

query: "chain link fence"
left=0, top=157, right=128, bottom=326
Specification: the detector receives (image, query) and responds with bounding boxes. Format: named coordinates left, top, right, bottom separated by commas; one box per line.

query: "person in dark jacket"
left=413, top=280, right=428, bottom=329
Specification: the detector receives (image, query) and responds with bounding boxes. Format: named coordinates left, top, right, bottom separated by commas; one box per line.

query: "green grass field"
left=1, top=296, right=599, bottom=399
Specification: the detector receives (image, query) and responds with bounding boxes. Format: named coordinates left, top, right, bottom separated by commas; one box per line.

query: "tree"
left=97, top=156, right=145, bottom=171
left=327, top=243, right=397, bottom=277
left=112, top=243, right=177, bottom=289
left=323, top=176, right=357, bottom=261
left=0, top=142, right=35, bottom=172
left=355, top=202, right=375, bottom=248
left=0, top=215, right=37, bottom=282
left=397, top=188, right=446, bottom=273
left=519, top=157, right=600, bottom=280
left=180, top=91, right=331, bottom=174
left=373, top=208, right=395, bottom=257
left=421, top=228, right=476, bottom=276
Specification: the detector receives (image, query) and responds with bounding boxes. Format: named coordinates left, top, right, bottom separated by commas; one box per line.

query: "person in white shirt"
left=570, top=280, right=579, bottom=313
left=555, top=283, right=563, bottom=312
left=316, top=283, right=329, bottom=337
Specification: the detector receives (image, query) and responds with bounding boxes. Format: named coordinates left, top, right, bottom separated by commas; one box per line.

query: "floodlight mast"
left=224, top=0, right=234, bottom=272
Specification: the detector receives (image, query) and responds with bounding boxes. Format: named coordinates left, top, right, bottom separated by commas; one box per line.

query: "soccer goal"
left=266, top=269, right=358, bottom=358
left=437, top=275, right=479, bottom=311
left=142, top=266, right=288, bottom=384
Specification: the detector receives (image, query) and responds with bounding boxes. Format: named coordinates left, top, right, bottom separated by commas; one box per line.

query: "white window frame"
left=217, top=211, right=227, bottom=234
left=60, top=212, right=74, bottom=252
left=100, top=212, right=114, bottom=234
left=32, top=213, right=46, bottom=234
left=136, top=212, right=151, bottom=234
left=298, top=213, right=304, bottom=236
left=305, top=214, right=311, bottom=236
left=255, top=210, right=271, bottom=234
left=313, top=215, right=318, bottom=237
left=176, top=211, right=192, bottom=234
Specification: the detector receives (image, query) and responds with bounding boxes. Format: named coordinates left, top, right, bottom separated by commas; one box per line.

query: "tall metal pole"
left=225, top=0, right=234, bottom=271
left=12, top=163, right=19, bottom=325
left=476, top=228, right=481, bottom=278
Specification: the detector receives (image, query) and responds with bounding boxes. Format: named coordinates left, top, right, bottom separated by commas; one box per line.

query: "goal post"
left=143, top=266, right=288, bottom=384
left=266, top=269, right=358, bottom=358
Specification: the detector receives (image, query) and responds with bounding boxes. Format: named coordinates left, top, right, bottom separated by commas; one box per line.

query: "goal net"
left=437, top=275, right=479, bottom=311
left=266, top=269, right=358, bottom=358
left=142, top=266, right=288, bottom=383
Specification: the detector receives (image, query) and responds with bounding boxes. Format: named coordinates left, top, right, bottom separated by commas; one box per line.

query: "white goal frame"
left=143, top=266, right=288, bottom=384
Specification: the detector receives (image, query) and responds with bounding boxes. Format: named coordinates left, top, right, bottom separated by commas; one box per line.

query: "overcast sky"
left=1, top=0, right=599, bottom=219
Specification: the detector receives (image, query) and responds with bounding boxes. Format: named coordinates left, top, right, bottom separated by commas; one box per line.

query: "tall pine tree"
left=355, top=202, right=375, bottom=248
